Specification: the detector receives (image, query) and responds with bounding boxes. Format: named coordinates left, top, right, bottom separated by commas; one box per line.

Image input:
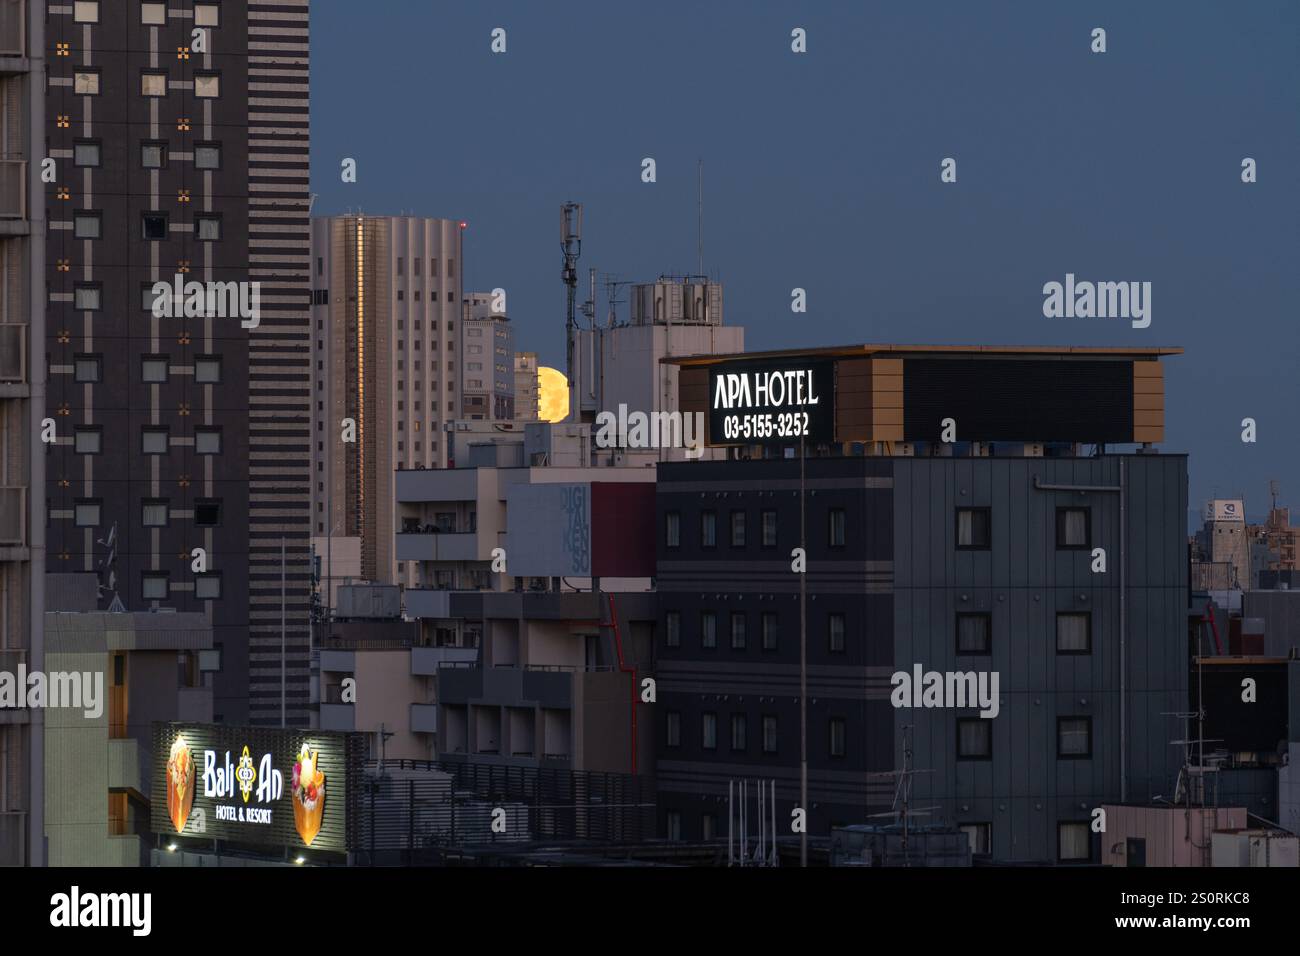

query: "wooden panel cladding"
left=834, top=357, right=903, bottom=443
left=1132, top=360, right=1164, bottom=443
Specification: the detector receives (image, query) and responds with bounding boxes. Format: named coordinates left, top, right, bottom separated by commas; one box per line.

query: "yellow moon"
left=537, top=366, right=569, bottom=423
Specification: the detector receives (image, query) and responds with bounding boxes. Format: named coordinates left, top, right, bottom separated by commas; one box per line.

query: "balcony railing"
left=0, top=0, right=24, bottom=58
left=0, top=324, right=24, bottom=382
left=0, top=158, right=25, bottom=219
left=0, top=486, right=25, bottom=546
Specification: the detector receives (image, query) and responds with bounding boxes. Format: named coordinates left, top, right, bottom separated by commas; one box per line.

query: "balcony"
left=0, top=811, right=25, bottom=865
left=108, top=738, right=147, bottom=797
left=395, top=531, right=478, bottom=562
left=404, top=589, right=452, bottom=620
left=319, top=649, right=356, bottom=675
left=0, top=158, right=25, bottom=219
left=0, top=0, right=24, bottom=60
left=0, top=324, right=25, bottom=385
left=410, top=644, right=477, bottom=676
left=438, top=664, right=575, bottom=710
left=396, top=466, right=478, bottom=503
left=319, top=702, right=355, bottom=731
left=410, top=703, right=438, bottom=734
left=0, top=485, right=25, bottom=546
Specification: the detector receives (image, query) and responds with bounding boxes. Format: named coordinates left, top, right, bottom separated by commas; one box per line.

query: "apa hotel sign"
left=151, top=722, right=363, bottom=853
left=708, top=357, right=835, bottom=445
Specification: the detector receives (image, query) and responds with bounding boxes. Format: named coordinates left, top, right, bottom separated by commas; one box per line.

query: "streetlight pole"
left=799, top=433, right=807, bottom=867
left=281, top=535, right=286, bottom=728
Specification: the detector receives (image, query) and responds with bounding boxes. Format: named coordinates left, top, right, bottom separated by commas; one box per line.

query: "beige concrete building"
left=513, top=351, right=540, bottom=422
left=461, top=292, right=514, bottom=421
left=41, top=575, right=213, bottom=866
left=310, top=215, right=464, bottom=585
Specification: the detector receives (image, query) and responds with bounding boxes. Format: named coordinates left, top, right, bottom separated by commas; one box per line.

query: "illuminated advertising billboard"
left=151, top=722, right=363, bottom=853
left=707, top=358, right=836, bottom=445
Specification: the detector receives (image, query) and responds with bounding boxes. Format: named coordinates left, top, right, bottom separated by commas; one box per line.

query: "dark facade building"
left=654, top=345, right=1189, bottom=863
left=42, top=0, right=310, bottom=726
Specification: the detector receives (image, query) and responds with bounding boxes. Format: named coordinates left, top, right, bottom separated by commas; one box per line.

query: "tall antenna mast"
left=697, top=159, right=703, bottom=276
left=560, top=202, right=582, bottom=420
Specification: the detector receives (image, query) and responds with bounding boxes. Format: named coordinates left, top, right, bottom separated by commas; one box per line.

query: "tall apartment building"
left=655, top=345, right=1188, bottom=863
left=0, top=0, right=43, bottom=867
left=461, top=291, right=514, bottom=421
left=42, top=0, right=312, bottom=730
left=513, top=351, right=539, bottom=422
left=310, top=215, right=464, bottom=587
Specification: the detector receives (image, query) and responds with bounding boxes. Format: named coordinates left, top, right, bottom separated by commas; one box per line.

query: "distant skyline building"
left=310, top=215, right=465, bottom=586
left=514, top=351, right=540, bottom=422
left=461, top=292, right=514, bottom=421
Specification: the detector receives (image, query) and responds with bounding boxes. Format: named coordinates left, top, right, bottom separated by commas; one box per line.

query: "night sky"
left=310, top=1, right=1300, bottom=525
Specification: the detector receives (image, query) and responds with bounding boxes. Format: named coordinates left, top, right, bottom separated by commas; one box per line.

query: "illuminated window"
left=142, top=429, right=168, bottom=455
left=74, top=1, right=100, bottom=23
left=74, top=71, right=100, bottom=95
left=141, top=2, right=166, bottom=24
left=194, top=3, right=220, bottom=26
left=194, top=73, right=220, bottom=98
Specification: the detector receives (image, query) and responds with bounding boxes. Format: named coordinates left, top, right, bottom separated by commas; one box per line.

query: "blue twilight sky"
left=310, top=1, right=1300, bottom=523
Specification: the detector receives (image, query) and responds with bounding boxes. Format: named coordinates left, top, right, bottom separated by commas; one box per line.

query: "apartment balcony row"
left=436, top=663, right=624, bottom=710
left=0, top=323, right=28, bottom=394
left=0, top=0, right=26, bottom=64
left=395, top=530, right=480, bottom=563
left=0, top=647, right=25, bottom=723
left=320, top=644, right=477, bottom=679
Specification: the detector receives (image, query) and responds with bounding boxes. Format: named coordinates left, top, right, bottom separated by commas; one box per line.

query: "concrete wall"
left=355, top=649, right=429, bottom=761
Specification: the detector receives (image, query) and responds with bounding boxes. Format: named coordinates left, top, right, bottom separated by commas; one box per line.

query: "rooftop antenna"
left=865, top=725, right=938, bottom=866
left=697, top=158, right=703, bottom=276
left=561, top=202, right=582, bottom=420
left=1269, top=479, right=1280, bottom=511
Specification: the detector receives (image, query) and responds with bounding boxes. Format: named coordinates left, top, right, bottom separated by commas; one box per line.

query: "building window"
left=194, top=2, right=220, bottom=27
left=665, top=510, right=680, bottom=549
left=74, top=212, right=102, bottom=239
left=141, top=429, right=168, bottom=455
left=1056, top=507, right=1091, bottom=550
left=761, top=509, right=777, bottom=548
left=141, top=1, right=166, bottom=24
left=730, top=713, right=747, bottom=751
left=666, top=811, right=682, bottom=842
left=74, top=70, right=101, bottom=95
left=665, top=611, right=680, bottom=648
left=666, top=711, right=681, bottom=748
left=702, top=813, right=717, bottom=841
left=702, top=712, right=717, bottom=750
left=730, top=510, right=745, bottom=547
left=74, top=141, right=101, bottom=167
left=142, top=499, right=169, bottom=527
left=194, top=356, right=221, bottom=383
left=960, top=823, right=991, bottom=857
left=762, top=715, right=778, bottom=753
left=956, top=612, right=991, bottom=655
left=142, top=213, right=168, bottom=240
left=141, top=142, right=167, bottom=168
left=195, top=216, right=221, bottom=241
left=730, top=612, right=746, bottom=650
left=194, top=143, right=221, bottom=169
left=761, top=612, right=778, bottom=651
left=1057, top=717, right=1092, bottom=758
left=829, top=717, right=846, bottom=757
left=828, top=507, right=846, bottom=547
left=74, top=427, right=101, bottom=454
left=1058, top=822, right=1092, bottom=863
left=141, top=356, right=168, bottom=383
left=700, top=510, right=717, bottom=548
left=828, top=613, right=846, bottom=653
left=74, top=0, right=100, bottom=21
left=193, top=73, right=220, bottom=98
left=194, top=499, right=221, bottom=526
left=74, top=354, right=102, bottom=383
left=141, top=71, right=167, bottom=97
left=956, top=718, right=991, bottom=759
left=701, top=611, right=716, bottom=649
left=195, top=573, right=221, bottom=600
left=74, top=500, right=101, bottom=527
left=1056, top=612, right=1091, bottom=654
left=195, top=428, right=221, bottom=455
left=74, top=285, right=102, bottom=311
left=142, top=573, right=169, bottom=601
left=955, top=507, right=991, bottom=549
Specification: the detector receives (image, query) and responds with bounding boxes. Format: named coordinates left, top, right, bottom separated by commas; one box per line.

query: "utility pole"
left=799, top=432, right=807, bottom=867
